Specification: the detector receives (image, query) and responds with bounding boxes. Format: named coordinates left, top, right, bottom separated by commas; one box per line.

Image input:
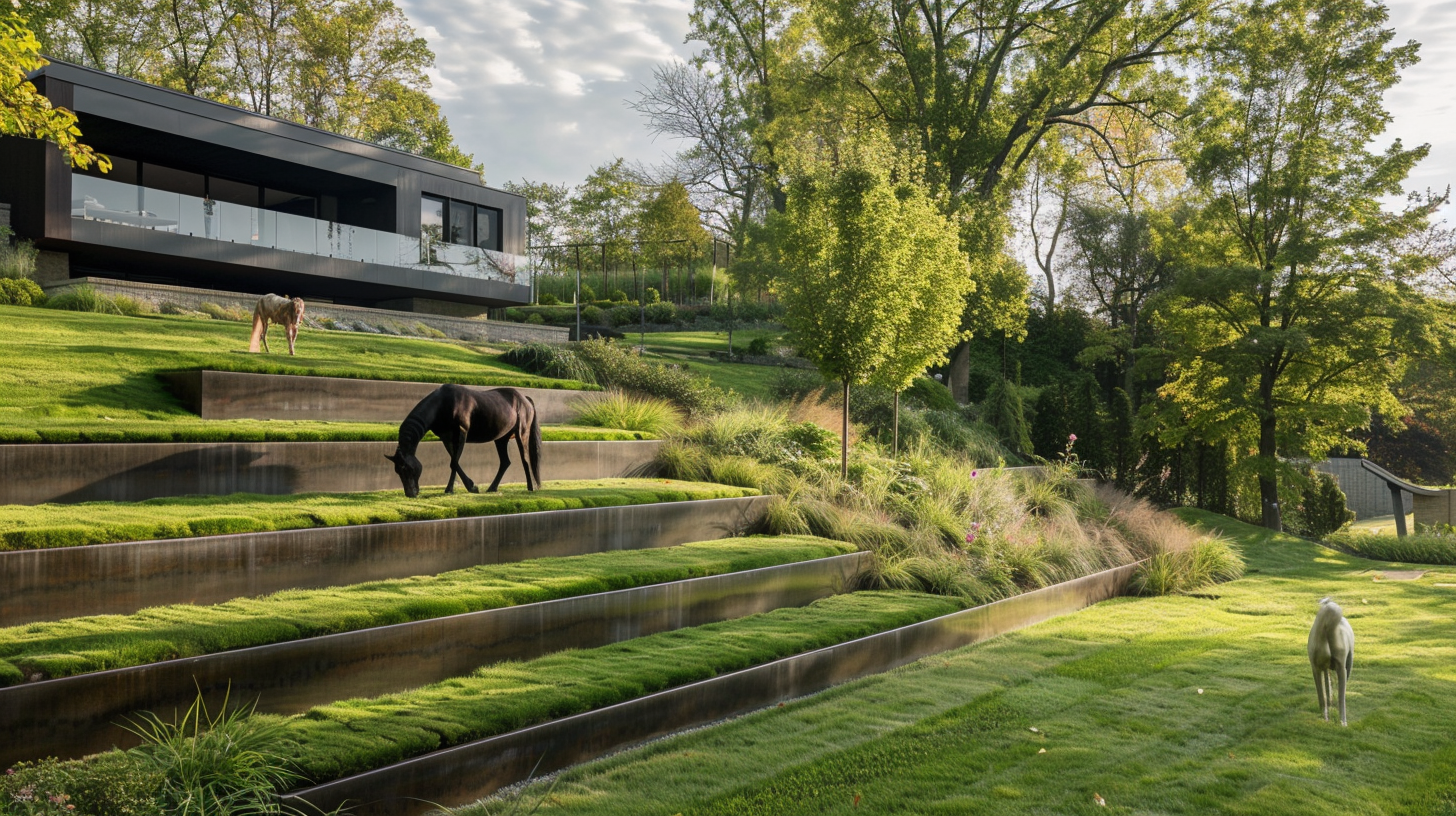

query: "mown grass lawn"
left=0, top=479, right=756, bottom=550
left=0, top=305, right=592, bottom=443
left=0, top=535, right=852, bottom=684
left=458, top=512, right=1456, bottom=816
left=629, top=329, right=787, bottom=401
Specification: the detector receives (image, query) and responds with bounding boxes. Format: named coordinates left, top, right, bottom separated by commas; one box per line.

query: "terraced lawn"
left=0, top=479, right=757, bottom=550
left=0, top=535, right=853, bottom=685
left=455, top=512, right=1456, bottom=816
left=271, top=591, right=965, bottom=783
left=0, top=305, right=592, bottom=443
left=630, top=329, right=788, bottom=401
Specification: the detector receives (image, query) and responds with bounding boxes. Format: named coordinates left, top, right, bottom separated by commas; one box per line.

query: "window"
left=421, top=195, right=445, bottom=241
left=143, top=164, right=205, bottom=198
left=264, top=188, right=315, bottom=218
left=475, top=207, right=500, bottom=251
left=209, top=177, right=259, bottom=207
left=448, top=200, right=474, bottom=247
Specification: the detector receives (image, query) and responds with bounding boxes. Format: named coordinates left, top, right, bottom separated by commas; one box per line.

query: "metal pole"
left=1390, top=483, right=1409, bottom=537
left=600, top=243, right=607, bottom=306
left=575, top=244, right=582, bottom=342
left=709, top=239, right=717, bottom=305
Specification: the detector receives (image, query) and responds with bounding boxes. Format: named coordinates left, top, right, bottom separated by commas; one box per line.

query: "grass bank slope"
left=0, top=479, right=756, bottom=550
left=0, top=306, right=590, bottom=443
left=0, top=535, right=852, bottom=685
left=630, top=329, right=785, bottom=401
left=455, top=512, right=1456, bottom=816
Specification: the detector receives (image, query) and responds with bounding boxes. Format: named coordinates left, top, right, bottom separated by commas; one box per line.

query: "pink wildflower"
left=964, top=532, right=976, bottom=544
left=970, top=470, right=979, bottom=478
left=1068, top=433, right=1078, bottom=442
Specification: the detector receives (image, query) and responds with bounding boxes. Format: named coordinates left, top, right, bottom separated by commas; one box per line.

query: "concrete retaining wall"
left=0, top=495, right=772, bottom=626
left=1313, top=458, right=1412, bottom=519
left=0, top=552, right=868, bottom=765
left=284, top=561, right=1139, bottom=816
left=0, top=439, right=660, bottom=505
left=41, top=277, right=569, bottom=344
left=164, top=370, right=591, bottom=424
left=1415, top=489, right=1456, bottom=528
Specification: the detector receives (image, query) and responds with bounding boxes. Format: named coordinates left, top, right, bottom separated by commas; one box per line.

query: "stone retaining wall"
left=1414, top=489, right=1456, bottom=528
left=41, top=277, right=569, bottom=344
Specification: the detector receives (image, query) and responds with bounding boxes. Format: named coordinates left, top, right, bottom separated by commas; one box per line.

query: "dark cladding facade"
left=0, top=61, right=530, bottom=311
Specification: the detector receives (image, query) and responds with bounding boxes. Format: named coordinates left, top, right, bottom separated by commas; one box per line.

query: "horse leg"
left=1336, top=662, right=1348, bottom=726
left=261, top=319, right=271, bottom=353
left=513, top=427, right=535, bottom=492
left=485, top=437, right=511, bottom=493
left=287, top=321, right=297, bottom=356
left=1313, top=666, right=1327, bottom=720
left=453, top=427, right=478, bottom=494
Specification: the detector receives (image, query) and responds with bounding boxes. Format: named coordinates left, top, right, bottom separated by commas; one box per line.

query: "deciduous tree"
left=2, top=9, right=108, bottom=169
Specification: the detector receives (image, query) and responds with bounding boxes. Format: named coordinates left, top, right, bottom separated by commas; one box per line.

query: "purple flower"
left=964, top=532, right=977, bottom=544
left=1068, top=434, right=1078, bottom=442
left=970, top=470, right=979, bottom=478
left=971, top=521, right=982, bottom=531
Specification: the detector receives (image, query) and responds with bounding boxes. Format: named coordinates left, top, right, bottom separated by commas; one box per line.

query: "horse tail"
left=527, top=395, right=543, bottom=488
left=248, top=307, right=266, bottom=353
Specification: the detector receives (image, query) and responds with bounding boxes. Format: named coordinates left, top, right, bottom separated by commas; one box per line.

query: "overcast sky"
left=403, top=0, right=1456, bottom=203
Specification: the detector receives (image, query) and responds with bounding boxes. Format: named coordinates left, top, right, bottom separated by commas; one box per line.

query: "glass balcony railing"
left=71, top=173, right=526, bottom=285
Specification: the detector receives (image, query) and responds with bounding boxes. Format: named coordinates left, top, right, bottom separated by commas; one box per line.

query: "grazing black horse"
left=386, top=384, right=542, bottom=498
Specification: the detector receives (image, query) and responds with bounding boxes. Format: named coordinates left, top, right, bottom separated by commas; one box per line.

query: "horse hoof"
left=467, top=485, right=479, bottom=494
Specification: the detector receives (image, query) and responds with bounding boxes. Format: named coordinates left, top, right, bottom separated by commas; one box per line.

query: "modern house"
left=0, top=60, right=531, bottom=316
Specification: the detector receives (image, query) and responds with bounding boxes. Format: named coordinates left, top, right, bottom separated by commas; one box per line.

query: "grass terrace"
left=630, top=329, right=787, bottom=401
left=0, top=479, right=757, bottom=550
left=269, top=591, right=964, bottom=783
left=453, top=512, right=1456, bottom=816
left=0, top=535, right=853, bottom=685
left=0, top=305, right=594, bottom=443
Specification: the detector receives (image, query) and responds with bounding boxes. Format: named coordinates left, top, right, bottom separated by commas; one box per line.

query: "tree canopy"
left=2, top=8, right=106, bottom=169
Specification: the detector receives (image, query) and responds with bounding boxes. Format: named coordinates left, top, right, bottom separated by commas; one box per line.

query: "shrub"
left=159, top=301, right=188, bottom=315
left=1291, top=471, right=1354, bottom=537
left=572, top=338, right=727, bottom=414
left=906, top=376, right=957, bottom=411
left=414, top=322, right=448, bottom=339
left=1132, top=536, right=1245, bottom=596
left=609, top=289, right=629, bottom=303
left=0, top=277, right=45, bottom=306
left=579, top=284, right=597, bottom=302
left=499, top=342, right=596, bottom=385
left=982, top=376, right=1032, bottom=459
left=746, top=336, right=771, bottom=356
left=198, top=301, right=248, bottom=322
left=525, top=313, right=545, bottom=325
left=0, top=228, right=39, bottom=281
left=645, top=287, right=661, bottom=304
left=768, top=368, right=827, bottom=401
left=46, top=285, right=126, bottom=315
left=539, top=293, right=560, bottom=306
left=645, top=302, right=677, bottom=324
left=1, top=752, right=165, bottom=816
left=581, top=304, right=606, bottom=324
left=1325, top=530, right=1456, bottom=565
left=608, top=304, right=639, bottom=327
left=571, top=391, right=683, bottom=435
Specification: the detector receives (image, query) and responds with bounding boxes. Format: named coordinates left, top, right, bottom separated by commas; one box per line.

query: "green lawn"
left=0, top=535, right=853, bottom=685
left=456, top=512, right=1456, bottom=816
left=627, top=329, right=788, bottom=401
left=0, top=421, right=651, bottom=444
left=0, top=305, right=592, bottom=443
left=0, top=479, right=757, bottom=550
left=273, top=591, right=965, bottom=784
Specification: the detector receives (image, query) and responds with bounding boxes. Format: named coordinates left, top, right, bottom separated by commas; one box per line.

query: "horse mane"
left=396, top=392, right=434, bottom=455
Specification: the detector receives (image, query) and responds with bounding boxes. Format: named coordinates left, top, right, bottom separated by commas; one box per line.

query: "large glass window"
left=209, top=177, right=259, bottom=207
left=475, top=207, right=500, bottom=251
left=143, top=165, right=204, bottom=198
left=448, top=200, right=474, bottom=247
left=421, top=195, right=445, bottom=241
left=264, top=188, right=315, bottom=218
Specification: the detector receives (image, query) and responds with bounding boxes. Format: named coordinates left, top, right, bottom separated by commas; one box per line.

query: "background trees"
left=2, top=8, right=107, bottom=169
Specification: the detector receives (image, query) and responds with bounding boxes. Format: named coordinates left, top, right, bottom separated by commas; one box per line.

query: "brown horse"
left=249, top=294, right=305, bottom=355
left=386, top=384, right=542, bottom=497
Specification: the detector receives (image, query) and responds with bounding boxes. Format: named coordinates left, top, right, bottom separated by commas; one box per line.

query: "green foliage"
left=1326, top=529, right=1456, bottom=565
left=1030, top=383, right=1068, bottom=460
left=0, top=277, right=44, bottom=306
left=580, top=304, right=606, bottom=324
left=0, top=228, right=39, bottom=282
left=1131, top=536, right=1245, bottom=596
left=1, top=752, right=163, bottom=816
left=45, top=285, right=124, bottom=315
left=1068, top=378, right=1108, bottom=473
left=644, top=287, right=661, bottom=304
left=0, top=536, right=846, bottom=684
left=1288, top=471, right=1355, bottom=538
left=570, top=391, right=684, bottom=436
left=539, top=293, right=560, bottom=306
left=122, top=692, right=298, bottom=815
left=1, top=10, right=109, bottom=170
left=274, top=592, right=964, bottom=783
left=906, top=377, right=956, bottom=412
left=609, top=289, right=629, bottom=303
left=1107, top=388, right=1137, bottom=489
left=644, top=302, right=678, bottom=324
left=571, top=338, right=727, bottom=414
left=0, top=480, right=756, bottom=551
left=497, top=343, right=598, bottom=385
left=197, top=302, right=247, bottom=322
left=982, top=377, right=1032, bottom=458
left=579, top=284, right=597, bottom=303
left=745, top=336, right=771, bottom=356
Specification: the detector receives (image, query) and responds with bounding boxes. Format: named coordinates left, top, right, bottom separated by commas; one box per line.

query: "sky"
left=402, top=0, right=1456, bottom=202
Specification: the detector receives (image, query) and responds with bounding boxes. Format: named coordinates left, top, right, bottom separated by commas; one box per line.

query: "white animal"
left=1307, top=597, right=1354, bottom=726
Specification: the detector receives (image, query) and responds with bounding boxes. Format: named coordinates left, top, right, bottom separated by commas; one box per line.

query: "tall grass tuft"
left=1325, top=530, right=1456, bottom=565
left=122, top=689, right=299, bottom=815
left=570, top=391, right=683, bottom=436
left=1132, top=537, right=1245, bottom=596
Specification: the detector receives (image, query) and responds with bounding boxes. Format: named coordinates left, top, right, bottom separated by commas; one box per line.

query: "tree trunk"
left=841, top=380, right=851, bottom=480
left=893, top=390, right=900, bottom=458
left=1259, top=368, right=1281, bottom=531
left=948, top=341, right=971, bottom=404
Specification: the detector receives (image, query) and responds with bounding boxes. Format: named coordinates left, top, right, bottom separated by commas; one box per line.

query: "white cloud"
left=399, top=0, right=696, bottom=186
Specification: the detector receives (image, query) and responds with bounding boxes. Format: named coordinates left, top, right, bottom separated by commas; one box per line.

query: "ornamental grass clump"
left=570, top=391, right=683, bottom=436
left=1324, top=528, right=1456, bottom=565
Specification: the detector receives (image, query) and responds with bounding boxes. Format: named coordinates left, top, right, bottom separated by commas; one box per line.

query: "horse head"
left=385, top=449, right=423, bottom=498
left=290, top=297, right=305, bottom=323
